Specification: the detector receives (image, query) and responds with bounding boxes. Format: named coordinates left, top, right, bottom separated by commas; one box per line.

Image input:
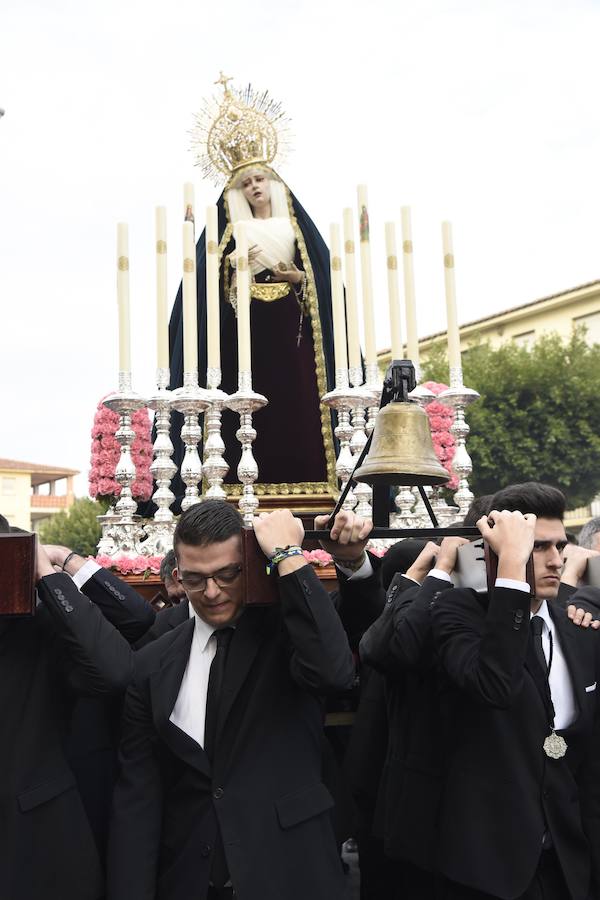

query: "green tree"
left=421, top=330, right=600, bottom=508
left=39, top=497, right=108, bottom=557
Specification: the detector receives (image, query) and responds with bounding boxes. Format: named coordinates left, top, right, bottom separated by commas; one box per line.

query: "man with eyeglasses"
left=108, top=499, right=373, bottom=900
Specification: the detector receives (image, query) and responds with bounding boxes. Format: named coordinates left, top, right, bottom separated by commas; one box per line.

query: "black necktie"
left=204, top=628, right=233, bottom=890
left=530, top=615, right=548, bottom=676
left=204, top=627, right=233, bottom=763
left=530, top=615, right=556, bottom=725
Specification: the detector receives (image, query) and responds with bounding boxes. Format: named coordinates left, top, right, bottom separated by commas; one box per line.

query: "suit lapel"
left=150, top=617, right=211, bottom=776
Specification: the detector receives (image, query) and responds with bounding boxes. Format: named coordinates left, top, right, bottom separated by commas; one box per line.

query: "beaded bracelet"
left=266, top=545, right=304, bottom=576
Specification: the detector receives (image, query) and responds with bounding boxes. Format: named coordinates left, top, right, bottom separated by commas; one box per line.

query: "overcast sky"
left=2, top=0, right=599, bottom=495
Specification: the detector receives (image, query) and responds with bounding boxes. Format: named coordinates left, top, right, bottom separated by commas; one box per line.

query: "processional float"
left=99, top=74, right=480, bottom=562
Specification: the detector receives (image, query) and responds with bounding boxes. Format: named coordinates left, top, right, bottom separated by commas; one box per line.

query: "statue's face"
left=240, top=172, right=271, bottom=213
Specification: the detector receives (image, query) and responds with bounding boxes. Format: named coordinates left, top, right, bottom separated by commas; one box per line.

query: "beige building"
left=0, top=458, right=78, bottom=532
left=379, top=280, right=600, bottom=368
left=377, top=280, right=600, bottom=529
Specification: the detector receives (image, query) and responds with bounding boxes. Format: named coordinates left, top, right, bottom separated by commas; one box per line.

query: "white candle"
left=205, top=206, right=220, bottom=374
left=441, top=221, right=461, bottom=370
left=357, top=185, right=376, bottom=367
left=235, top=224, right=251, bottom=375
left=329, top=224, right=348, bottom=375
left=182, top=221, right=198, bottom=376
left=184, top=182, right=195, bottom=226
left=155, top=207, right=169, bottom=371
left=385, top=222, right=403, bottom=360
left=116, top=222, right=131, bottom=373
left=401, top=206, right=419, bottom=367
left=343, top=208, right=361, bottom=376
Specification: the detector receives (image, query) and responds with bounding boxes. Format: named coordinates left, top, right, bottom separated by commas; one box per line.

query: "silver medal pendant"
left=543, top=731, right=568, bottom=759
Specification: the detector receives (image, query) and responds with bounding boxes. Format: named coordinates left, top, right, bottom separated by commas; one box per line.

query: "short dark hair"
left=160, top=549, right=177, bottom=581
left=489, top=482, right=566, bottom=520
left=463, top=494, right=494, bottom=527
left=174, top=500, right=243, bottom=556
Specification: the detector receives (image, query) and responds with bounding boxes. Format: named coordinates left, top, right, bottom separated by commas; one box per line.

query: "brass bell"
left=354, top=401, right=450, bottom=486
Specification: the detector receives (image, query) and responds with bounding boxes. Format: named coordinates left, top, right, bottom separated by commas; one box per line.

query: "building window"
left=1, top=477, right=16, bottom=496
left=573, top=311, right=600, bottom=346
left=512, top=330, right=535, bottom=348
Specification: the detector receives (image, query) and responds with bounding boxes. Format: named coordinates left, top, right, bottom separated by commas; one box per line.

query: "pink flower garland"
left=88, top=396, right=154, bottom=501
left=96, top=554, right=163, bottom=576
left=422, top=381, right=458, bottom=490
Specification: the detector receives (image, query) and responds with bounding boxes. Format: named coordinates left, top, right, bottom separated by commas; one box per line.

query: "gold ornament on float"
left=190, top=71, right=292, bottom=185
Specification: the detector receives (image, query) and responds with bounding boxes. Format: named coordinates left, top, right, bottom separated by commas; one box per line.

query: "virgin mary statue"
left=167, top=76, right=338, bottom=507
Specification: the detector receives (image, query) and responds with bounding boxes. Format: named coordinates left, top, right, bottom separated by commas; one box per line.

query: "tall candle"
left=184, top=182, right=195, bottom=226
left=343, top=208, right=361, bottom=375
left=329, top=224, right=348, bottom=375
left=205, top=206, right=220, bottom=373
left=116, top=222, right=131, bottom=373
left=441, top=221, right=461, bottom=370
left=182, top=221, right=198, bottom=376
left=385, top=222, right=403, bottom=360
left=235, top=224, right=251, bottom=374
left=357, top=185, right=376, bottom=367
left=155, top=207, right=169, bottom=371
left=400, top=206, right=419, bottom=366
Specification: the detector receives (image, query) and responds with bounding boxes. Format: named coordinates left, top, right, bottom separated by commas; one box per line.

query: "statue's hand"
left=271, top=261, right=303, bottom=285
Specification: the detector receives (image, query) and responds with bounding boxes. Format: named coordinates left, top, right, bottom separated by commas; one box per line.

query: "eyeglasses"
left=177, top=565, right=242, bottom=593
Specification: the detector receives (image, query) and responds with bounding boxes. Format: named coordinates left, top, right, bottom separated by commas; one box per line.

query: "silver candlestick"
left=322, top=370, right=359, bottom=511
left=103, top=372, right=147, bottom=555
left=96, top=505, right=122, bottom=558
left=203, top=366, right=230, bottom=499
left=171, top=372, right=211, bottom=511
left=439, top=368, right=480, bottom=520
left=142, top=368, right=178, bottom=556
left=364, top=362, right=383, bottom=437
left=348, top=366, right=373, bottom=518
left=226, top=370, right=267, bottom=527
left=393, top=379, right=436, bottom=526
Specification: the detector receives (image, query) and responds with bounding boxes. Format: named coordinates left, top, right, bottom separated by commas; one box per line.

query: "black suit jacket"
left=0, top=573, right=135, bottom=900
left=108, top=564, right=355, bottom=900
left=359, top=573, right=454, bottom=869
left=66, top=568, right=155, bottom=857
left=432, top=585, right=600, bottom=900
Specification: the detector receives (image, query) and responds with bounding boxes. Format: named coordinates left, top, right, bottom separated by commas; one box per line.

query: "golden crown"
left=190, top=73, right=291, bottom=186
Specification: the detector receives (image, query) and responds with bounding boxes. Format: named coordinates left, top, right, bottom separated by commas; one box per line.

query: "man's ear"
left=172, top=567, right=179, bottom=582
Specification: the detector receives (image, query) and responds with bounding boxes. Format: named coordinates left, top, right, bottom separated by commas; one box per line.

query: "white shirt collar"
left=530, top=598, right=554, bottom=633
left=188, top=604, right=216, bottom=653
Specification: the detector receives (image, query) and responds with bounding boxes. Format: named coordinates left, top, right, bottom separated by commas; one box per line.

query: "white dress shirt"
left=169, top=607, right=218, bottom=748
left=531, top=599, right=577, bottom=731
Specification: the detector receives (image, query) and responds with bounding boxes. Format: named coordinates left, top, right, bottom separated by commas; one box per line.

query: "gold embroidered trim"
left=251, top=282, right=289, bottom=302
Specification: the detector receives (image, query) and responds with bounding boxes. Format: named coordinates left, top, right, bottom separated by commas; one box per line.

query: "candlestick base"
left=322, top=378, right=366, bottom=512
left=103, top=385, right=147, bottom=527
left=171, top=376, right=211, bottom=511
left=226, top=380, right=268, bottom=527
left=203, top=386, right=230, bottom=499
left=438, top=380, right=480, bottom=519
